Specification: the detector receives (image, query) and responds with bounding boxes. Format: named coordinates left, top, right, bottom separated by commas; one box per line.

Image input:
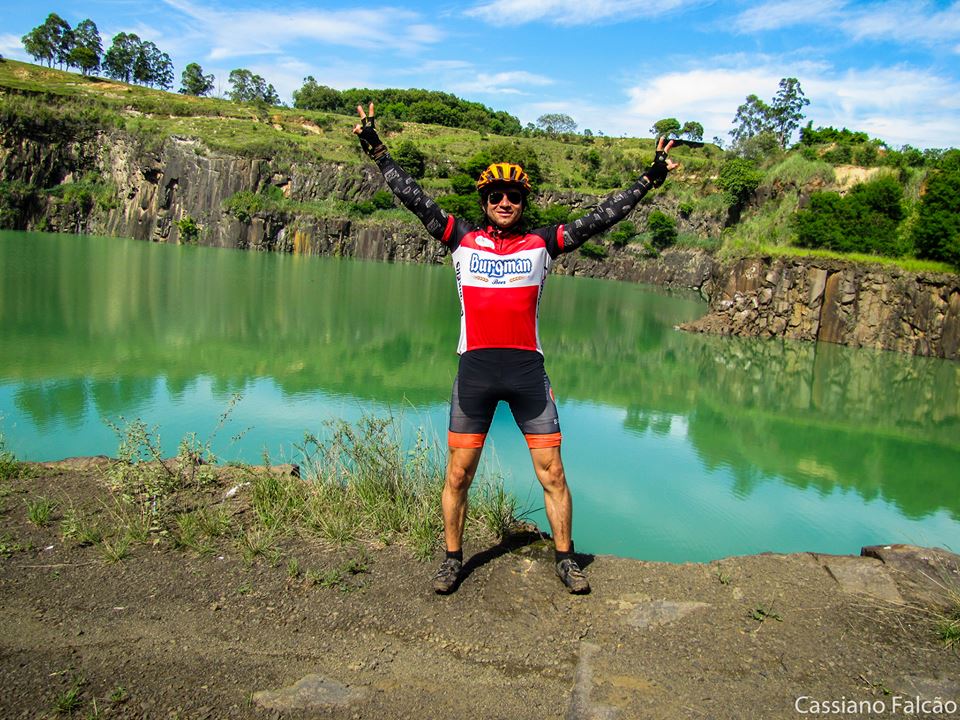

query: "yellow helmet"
left=476, top=162, right=531, bottom=195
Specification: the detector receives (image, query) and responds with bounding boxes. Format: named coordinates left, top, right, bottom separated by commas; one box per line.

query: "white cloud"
left=449, top=70, right=554, bottom=96
left=466, top=0, right=703, bottom=26
left=733, top=0, right=845, bottom=33
left=732, top=0, right=960, bottom=48
left=160, top=0, right=443, bottom=60
left=615, top=58, right=960, bottom=148
left=842, top=0, right=960, bottom=45
left=0, top=34, right=29, bottom=60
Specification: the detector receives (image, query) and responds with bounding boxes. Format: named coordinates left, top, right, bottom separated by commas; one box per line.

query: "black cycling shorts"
left=448, top=348, right=562, bottom=449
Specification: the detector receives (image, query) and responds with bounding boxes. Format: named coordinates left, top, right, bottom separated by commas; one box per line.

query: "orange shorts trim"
left=524, top=432, right=562, bottom=449
left=448, top=431, right=487, bottom=449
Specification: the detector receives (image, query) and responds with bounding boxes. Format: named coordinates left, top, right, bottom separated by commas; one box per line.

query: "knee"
left=445, top=463, right=475, bottom=493
left=539, top=461, right=568, bottom=493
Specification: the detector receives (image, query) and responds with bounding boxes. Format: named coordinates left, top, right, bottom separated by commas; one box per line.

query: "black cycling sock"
left=446, top=549, right=463, bottom=563
left=555, top=544, right=575, bottom=564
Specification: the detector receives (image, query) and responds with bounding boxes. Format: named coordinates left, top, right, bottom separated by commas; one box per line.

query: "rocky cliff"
left=2, top=130, right=958, bottom=359
left=683, top=256, right=960, bottom=359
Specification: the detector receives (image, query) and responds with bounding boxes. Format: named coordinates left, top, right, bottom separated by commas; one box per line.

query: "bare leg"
left=529, top=446, right=572, bottom=552
left=442, top=446, right=483, bottom=552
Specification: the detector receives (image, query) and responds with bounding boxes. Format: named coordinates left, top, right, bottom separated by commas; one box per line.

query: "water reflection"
left=2, top=232, right=959, bottom=558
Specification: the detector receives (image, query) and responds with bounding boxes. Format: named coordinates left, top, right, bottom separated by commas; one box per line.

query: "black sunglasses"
left=486, top=190, right=523, bottom=205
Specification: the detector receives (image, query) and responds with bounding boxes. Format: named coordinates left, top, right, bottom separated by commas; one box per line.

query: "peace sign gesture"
left=353, top=102, right=385, bottom=159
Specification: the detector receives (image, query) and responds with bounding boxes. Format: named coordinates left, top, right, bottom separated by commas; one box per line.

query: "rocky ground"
left=2, top=459, right=959, bottom=720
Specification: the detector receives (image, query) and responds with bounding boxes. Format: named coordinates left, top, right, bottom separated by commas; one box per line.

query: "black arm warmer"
left=561, top=175, right=656, bottom=251
left=561, top=148, right=670, bottom=252
left=375, top=155, right=450, bottom=241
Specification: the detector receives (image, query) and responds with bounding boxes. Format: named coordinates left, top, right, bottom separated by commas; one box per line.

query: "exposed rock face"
left=683, top=257, right=960, bottom=360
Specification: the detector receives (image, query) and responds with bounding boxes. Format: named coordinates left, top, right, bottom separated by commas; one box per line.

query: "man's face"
left=484, top=186, right=524, bottom=230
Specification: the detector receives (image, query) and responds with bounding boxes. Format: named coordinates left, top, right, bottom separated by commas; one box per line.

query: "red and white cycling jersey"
left=440, top=217, right=565, bottom=354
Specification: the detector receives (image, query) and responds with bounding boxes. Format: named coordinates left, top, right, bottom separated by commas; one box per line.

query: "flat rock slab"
left=567, top=641, right=617, bottom=720
left=627, top=599, right=710, bottom=629
left=821, top=556, right=903, bottom=603
left=861, top=544, right=960, bottom=607
left=892, top=674, right=960, bottom=703
left=252, top=674, right=365, bottom=711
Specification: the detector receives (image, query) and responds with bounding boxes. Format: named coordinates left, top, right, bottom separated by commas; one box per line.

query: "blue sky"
left=3, top=0, right=959, bottom=148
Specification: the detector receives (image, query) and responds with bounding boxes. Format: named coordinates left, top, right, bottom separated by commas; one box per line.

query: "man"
left=354, top=104, right=677, bottom=594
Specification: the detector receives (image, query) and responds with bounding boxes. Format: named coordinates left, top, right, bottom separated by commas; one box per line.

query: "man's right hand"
left=353, top=103, right=388, bottom=160
left=643, top=137, right=679, bottom=188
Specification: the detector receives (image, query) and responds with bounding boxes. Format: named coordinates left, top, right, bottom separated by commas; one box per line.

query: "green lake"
left=2, top=230, right=958, bottom=562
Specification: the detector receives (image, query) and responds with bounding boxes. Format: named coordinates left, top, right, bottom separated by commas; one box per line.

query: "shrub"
left=349, top=200, right=376, bottom=216
left=436, top=193, right=483, bottom=226
left=177, top=216, right=200, bottom=244
left=912, top=164, right=960, bottom=267
left=392, top=141, right=427, bottom=179
left=793, top=176, right=906, bottom=256
left=647, top=211, right=678, bottom=250
left=608, top=221, right=638, bottom=247
left=449, top=173, right=476, bottom=196
left=579, top=241, right=607, bottom=259
left=371, top=190, right=395, bottom=210
left=717, top=158, right=763, bottom=205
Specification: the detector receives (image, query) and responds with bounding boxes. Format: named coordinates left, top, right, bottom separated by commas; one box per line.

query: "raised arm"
left=353, top=103, right=452, bottom=241
left=561, top=138, right=678, bottom=253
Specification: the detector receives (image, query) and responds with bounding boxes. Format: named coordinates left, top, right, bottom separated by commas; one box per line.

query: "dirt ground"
left=2, top=459, right=959, bottom=720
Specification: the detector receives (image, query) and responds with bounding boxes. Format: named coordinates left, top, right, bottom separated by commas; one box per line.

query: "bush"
left=436, top=193, right=483, bottom=226
left=579, top=241, right=607, bottom=260
left=717, top=158, right=763, bottom=205
left=392, top=141, right=427, bottom=179
left=371, top=190, right=395, bottom=210
left=793, top=176, right=906, bottom=256
left=608, top=221, right=637, bottom=247
left=523, top=202, right=572, bottom=228
left=449, top=174, right=476, bottom=196
left=349, top=200, right=376, bottom=216
left=223, top=188, right=282, bottom=223
left=647, top=211, right=678, bottom=250
left=177, top=216, right=200, bottom=244
left=912, top=164, right=960, bottom=267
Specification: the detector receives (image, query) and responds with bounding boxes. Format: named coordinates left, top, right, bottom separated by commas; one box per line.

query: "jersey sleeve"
left=559, top=175, right=657, bottom=253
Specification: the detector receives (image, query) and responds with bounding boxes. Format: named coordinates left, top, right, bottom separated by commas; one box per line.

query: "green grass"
left=60, top=506, right=104, bottom=545
left=26, top=496, right=56, bottom=526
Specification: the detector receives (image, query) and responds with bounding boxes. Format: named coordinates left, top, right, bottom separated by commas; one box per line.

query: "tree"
left=180, top=63, right=215, bottom=96
left=730, top=78, right=810, bottom=151
left=102, top=32, right=141, bottom=83
left=228, top=69, right=279, bottom=105
left=680, top=121, right=704, bottom=142
left=21, top=26, right=55, bottom=67
left=651, top=118, right=681, bottom=139
left=536, top=113, right=577, bottom=135
left=292, top=76, right=340, bottom=110
left=730, top=94, right=772, bottom=147
left=67, top=19, right=101, bottom=75
left=21, top=13, right=71, bottom=68
left=770, top=77, right=810, bottom=148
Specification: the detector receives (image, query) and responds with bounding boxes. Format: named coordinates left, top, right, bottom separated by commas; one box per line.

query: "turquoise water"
left=2, top=231, right=958, bottom=561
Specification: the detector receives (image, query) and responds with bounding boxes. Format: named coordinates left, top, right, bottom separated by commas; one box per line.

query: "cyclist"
left=354, top=103, right=677, bottom=594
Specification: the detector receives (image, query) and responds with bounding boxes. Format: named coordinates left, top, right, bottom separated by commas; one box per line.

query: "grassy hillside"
left=1, top=59, right=955, bottom=273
